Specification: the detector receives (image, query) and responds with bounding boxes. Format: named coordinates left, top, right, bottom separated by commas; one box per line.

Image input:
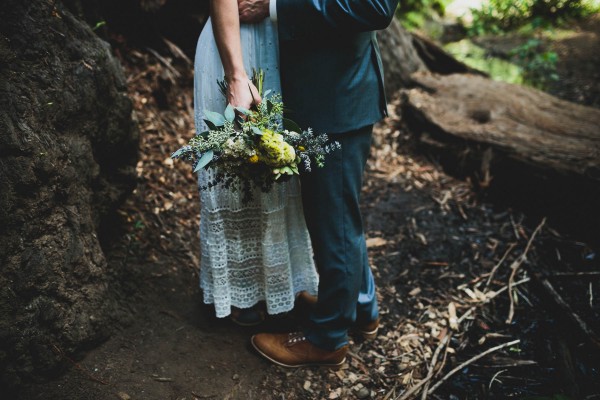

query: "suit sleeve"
left=276, top=0, right=398, bottom=40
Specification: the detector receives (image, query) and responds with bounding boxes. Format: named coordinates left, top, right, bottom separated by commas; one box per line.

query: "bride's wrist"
left=226, top=71, right=249, bottom=84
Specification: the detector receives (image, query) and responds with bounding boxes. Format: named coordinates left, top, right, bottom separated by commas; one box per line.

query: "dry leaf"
left=366, top=237, right=388, bottom=248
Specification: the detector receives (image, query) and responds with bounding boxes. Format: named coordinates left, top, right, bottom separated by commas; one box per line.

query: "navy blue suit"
left=276, top=0, right=398, bottom=349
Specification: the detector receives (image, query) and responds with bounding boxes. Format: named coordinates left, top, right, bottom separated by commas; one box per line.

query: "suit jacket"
left=276, top=0, right=398, bottom=133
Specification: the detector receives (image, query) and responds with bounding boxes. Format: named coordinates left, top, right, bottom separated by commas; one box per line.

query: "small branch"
left=147, top=47, right=180, bottom=80
left=51, top=344, right=109, bottom=385
left=396, top=335, right=451, bottom=400
left=421, top=334, right=452, bottom=400
left=550, top=271, right=600, bottom=277
left=488, top=369, right=508, bottom=390
left=485, top=243, right=516, bottom=291
left=427, top=340, right=520, bottom=395
left=486, top=278, right=531, bottom=302
left=383, top=384, right=398, bottom=400
left=506, top=218, right=546, bottom=324
left=537, top=277, right=600, bottom=349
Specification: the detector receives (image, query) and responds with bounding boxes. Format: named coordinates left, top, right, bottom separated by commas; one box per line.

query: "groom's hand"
left=238, top=0, right=269, bottom=23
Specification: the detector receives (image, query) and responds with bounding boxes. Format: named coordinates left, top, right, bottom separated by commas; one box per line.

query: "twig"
left=396, top=335, right=451, bottom=400
left=427, top=340, right=520, bottom=395
left=509, top=214, right=520, bottom=240
left=550, top=271, right=600, bottom=277
left=153, top=376, right=173, bottom=382
left=457, top=307, right=475, bottom=325
left=506, top=218, right=546, bottom=324
left=146, top=47, right=180, bottom=79
left=50, top=344, right=109, bottom=385
left=421, top=334, right=452, bottom=400
left=488, top=369, right=508, bottom=390
left=485, top=243, right=516, bottom=290
left=347, top=350, right=365, bottom=363
left=191, top=392, right=217, bottom=399
left=536, top=277, right=600, bottom=349
left=488, top=278, right=530, bottom=302
left=383, top=384, right=398, bottom=400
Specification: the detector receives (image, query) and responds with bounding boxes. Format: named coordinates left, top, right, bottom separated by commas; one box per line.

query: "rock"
left=356, top=386, right=371, bottom=399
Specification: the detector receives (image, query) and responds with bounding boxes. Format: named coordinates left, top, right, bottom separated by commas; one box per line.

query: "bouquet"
left=171, top=70, right=339, bottom=203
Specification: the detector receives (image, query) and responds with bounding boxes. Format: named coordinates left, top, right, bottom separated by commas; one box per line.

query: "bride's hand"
left=227, top=75, right=262, bottom=110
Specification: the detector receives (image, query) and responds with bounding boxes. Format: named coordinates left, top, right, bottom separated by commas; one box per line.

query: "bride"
left=193, top=0, right=318, bottom=325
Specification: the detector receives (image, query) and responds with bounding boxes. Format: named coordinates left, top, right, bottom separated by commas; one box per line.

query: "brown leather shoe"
left=356, top=317, right=380, bottom=340
left=295, top=291, right=318, bottom=308
left=251, top=332, right=347, bottom=369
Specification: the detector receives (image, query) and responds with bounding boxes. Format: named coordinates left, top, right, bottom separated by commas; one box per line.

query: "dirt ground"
left=14, top=14, right=600, bottom=400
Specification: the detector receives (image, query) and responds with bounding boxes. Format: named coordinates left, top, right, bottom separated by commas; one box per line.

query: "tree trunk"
left=376, top=19, right=485, bottom=97
left=0, top=0, right=137, bottom=387
left=376, top=19, right=428, bottom=95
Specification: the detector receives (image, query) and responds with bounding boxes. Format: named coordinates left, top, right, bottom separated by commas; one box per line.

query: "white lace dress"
left=194, top=18, right=319, bottom=318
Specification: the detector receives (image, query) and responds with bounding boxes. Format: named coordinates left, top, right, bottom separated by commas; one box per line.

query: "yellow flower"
left=259, top=129, right=296, bottom=166
left=298, top=146, right=305, bottom=151
left=248, top=154, right=259, bottom=163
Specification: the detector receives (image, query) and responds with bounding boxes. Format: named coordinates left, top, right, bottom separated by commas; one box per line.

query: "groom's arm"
left=239, top=0, right=398, bottom=39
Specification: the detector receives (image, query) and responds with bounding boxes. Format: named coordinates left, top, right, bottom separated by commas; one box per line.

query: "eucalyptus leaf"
left=263, top=89, right=272, bottom=98
left=252, top=127, right=264, bottom=136
left=171, top=148, right=184, bottom=159
left=203, top=119, right=217, bottom=130
left=224, top=104, right=235, bottom=122
left=203, top=110, right=226, bottom=127
left=197, top=130, right=209, bottom=137
left=194, top=149, right=214, bottom=172
left=282, top=118, right=302, bottom=133
left=234, top=106, right=251, bottom=115
left=267, top=100, right=273, bottom=114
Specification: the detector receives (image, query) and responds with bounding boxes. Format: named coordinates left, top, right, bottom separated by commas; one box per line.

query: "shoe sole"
left=230, top=317, right=264, bottom=327
left=359, top=327, right=379, bottom=340
left=250, top=336, right=346, bottom=370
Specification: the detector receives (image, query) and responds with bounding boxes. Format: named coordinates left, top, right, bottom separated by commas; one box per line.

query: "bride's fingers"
left=248, top=82, right=262, bottom=105
left=229, top=81, right=258, bottom=107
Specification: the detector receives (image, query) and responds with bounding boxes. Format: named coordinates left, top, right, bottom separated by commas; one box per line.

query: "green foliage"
left=510, top=38, right=559, bottom=88
left=468, top=0, right=532, bottom=35
left=396, top=0, right=451, bottom=29
left=530, top=0, right=599, bottom=20
left=92, top=21, right=106, bottom=31
left=444, top=40, right=525, bottom=84
left=468, top=0, right=600, bottom=35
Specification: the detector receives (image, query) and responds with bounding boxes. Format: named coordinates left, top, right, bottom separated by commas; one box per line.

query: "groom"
left=239, top=0, right=398, bottom=367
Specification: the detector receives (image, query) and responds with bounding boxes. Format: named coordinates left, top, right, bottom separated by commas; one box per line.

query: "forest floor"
left=16, top=14, right=600, bottom=400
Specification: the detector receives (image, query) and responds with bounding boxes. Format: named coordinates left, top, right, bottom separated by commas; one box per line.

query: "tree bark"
left=402, top=72, right=600, bottom=180
left=0, top=0, right=137, bottom=387
left=376, top=19, right=428, bottom=95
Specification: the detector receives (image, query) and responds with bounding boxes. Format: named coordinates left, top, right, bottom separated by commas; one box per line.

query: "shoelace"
left=286, top=332, right=307, bottom=345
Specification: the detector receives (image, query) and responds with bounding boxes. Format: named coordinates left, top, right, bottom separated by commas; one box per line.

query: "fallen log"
left=400, top=71, right=600, bottom=243
left=402, top=72, right=600, bottom=180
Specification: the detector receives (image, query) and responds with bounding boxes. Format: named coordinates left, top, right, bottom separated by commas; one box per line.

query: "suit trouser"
left=300, top=124, right=379, bottom=351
